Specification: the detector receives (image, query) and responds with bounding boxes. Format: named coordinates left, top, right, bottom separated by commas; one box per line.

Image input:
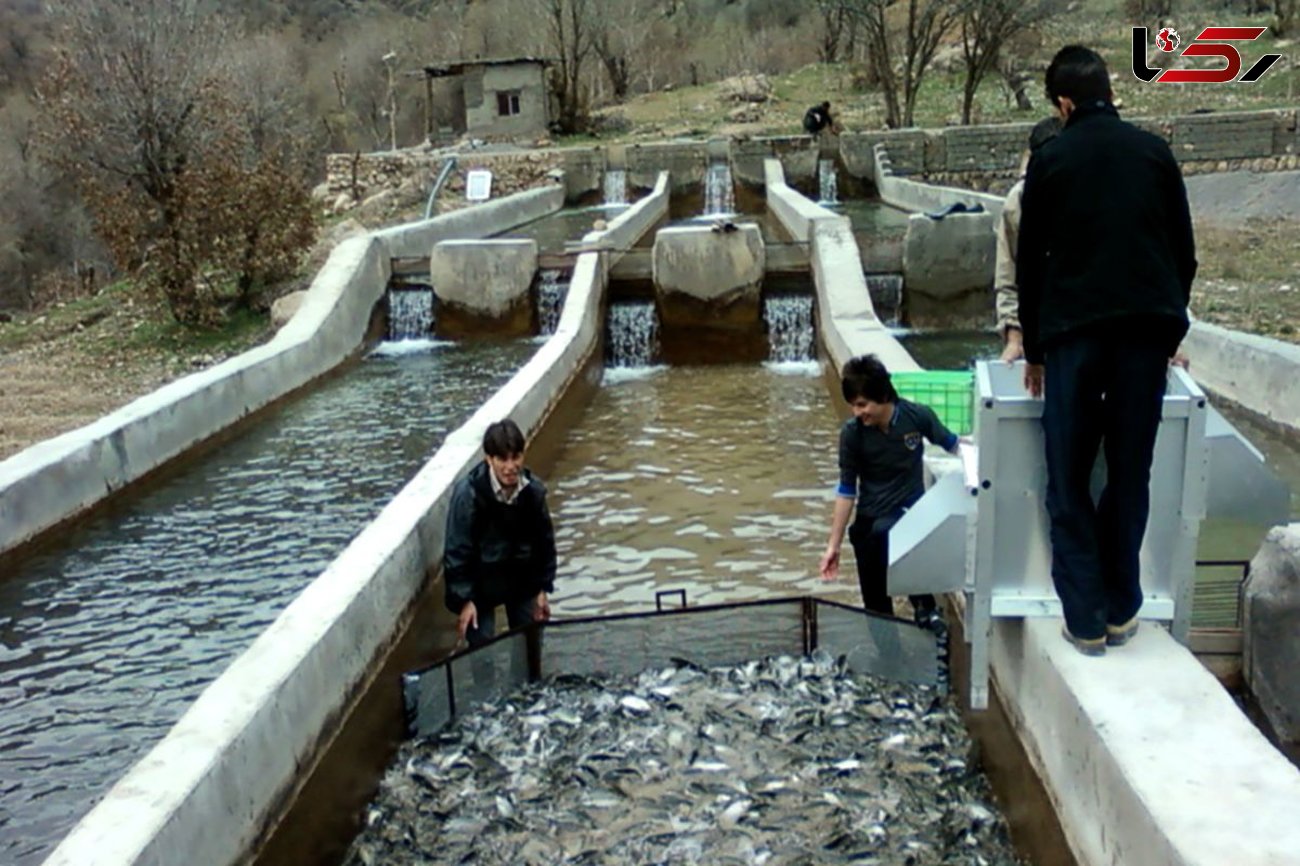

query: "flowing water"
left=536, top=269, right=570, bottom=336
left=502, top=206, right=628, bottom=253
left=865, top=275, right=904, bottom=328
left=606, top=301, right=662, bottom=368
left=818, top=158, right=839, bottom=205
left=387, top=288, right=435, bottom=340
left=0, top=339, right=538, bottom=865
left=604, top=169, right=627, bottom=205
left=547, top=364, right=860, bottom=618
left=702, top=161, right=735, bottom=217
left=764, top=294, right=815, bottom=363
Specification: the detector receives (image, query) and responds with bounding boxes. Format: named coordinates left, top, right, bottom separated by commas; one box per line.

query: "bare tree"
left=588, top=0, right=661, bottom=101
left=818, top=1, right=858, bottom=62
left=823, top=0, right=970, bottom=129
left=958, top=0, right=1061, bottom=124
left=1277, top=0, right=1299, bottom=38
left=533, top=0, right=596, bottom=132
left=39, top=0, right=315, bottom=325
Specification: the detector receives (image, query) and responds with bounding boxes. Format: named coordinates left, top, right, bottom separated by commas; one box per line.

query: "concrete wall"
left=603, top=171, right=670, bottom=261
left=839, top=109, right=1297, bottom=194
left=871, top=142, right=1005, bottom=216
left=0, top=186, right=567, bottom=559
left=430, top=239, right=539, bottom=336
left=763, top=158, right=838, bottom=242
left=1182, top=319, right=1300, bottom=433
left=463, top=63, right=549, bottom=139
left=374, top=184, right=564, bottom=259
left=626, top=141, right=708, bottom=192
left=40, top=185, right=676, bottom=866
left=988, top=616, right=1300, bottom=866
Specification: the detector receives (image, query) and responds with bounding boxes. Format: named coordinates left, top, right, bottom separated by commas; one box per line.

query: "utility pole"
left=383, top=51, right=398, bottom=151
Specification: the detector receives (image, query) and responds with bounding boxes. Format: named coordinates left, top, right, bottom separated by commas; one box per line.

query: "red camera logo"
left=1132, top=26, right=1283, bottom=83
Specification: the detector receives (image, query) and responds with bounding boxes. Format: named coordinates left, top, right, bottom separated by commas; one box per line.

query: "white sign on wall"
left=465, top=170, right=493, bottom=202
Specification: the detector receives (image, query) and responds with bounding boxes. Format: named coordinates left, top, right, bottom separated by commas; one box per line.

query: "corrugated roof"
left=422, top=57, right=554, bottom=77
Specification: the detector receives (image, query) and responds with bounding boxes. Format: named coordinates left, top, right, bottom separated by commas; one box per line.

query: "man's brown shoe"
left=1106, top=617, right=1140, bottom=647
left=1062, top=627, right=1106, bottom=657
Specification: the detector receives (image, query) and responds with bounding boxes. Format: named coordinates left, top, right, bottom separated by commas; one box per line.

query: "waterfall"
left=606, top=300, right=660, bottom=367
left=536, top=269, right=569, bottom=336
left=865, top=274, right=904, bottom=328
left=603, top=169, right=627, bottom=205
left=387, top=287, right=435, bottom=340
left=702, top=160, right=735, bottom=217
left=764, top=295, right=815, bottom=362
left=818, top=158, right=839, bottom=205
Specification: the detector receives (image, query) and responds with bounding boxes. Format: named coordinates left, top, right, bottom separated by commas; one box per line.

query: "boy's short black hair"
left=1045, top=45, right=1111, bottom=108
left=1028, top=115, right=1062, bottom=152
left=483, top=419, right=526, bottom=458
left=841, top=354, right=898, bottom=404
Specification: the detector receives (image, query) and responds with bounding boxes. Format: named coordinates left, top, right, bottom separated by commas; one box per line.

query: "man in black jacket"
left=444, top=419, right=556, bottom=646
left=1017, top=45, right=1196, bottom=655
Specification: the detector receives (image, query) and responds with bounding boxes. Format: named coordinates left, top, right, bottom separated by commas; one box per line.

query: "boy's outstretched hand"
left=819, top=547, right=841, bottom=581
left=456, top=601, right=478, bottom=642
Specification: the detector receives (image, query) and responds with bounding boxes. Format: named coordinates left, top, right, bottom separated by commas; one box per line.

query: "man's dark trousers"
left=1042, top=330, right=1169, bottom=641
left=849, top=511, right=935, bottom=618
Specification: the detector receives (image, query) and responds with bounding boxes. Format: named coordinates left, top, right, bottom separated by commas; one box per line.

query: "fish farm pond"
left=346, top=653, right=1020, bottom=866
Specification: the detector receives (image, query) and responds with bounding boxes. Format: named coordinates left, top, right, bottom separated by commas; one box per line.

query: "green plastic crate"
left=893, top=370, right=974, bottom=435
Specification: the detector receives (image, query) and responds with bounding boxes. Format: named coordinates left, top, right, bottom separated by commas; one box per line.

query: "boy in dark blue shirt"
left=819, top=355, right=959, bottom=627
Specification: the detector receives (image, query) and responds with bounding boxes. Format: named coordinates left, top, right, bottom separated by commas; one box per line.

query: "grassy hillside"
left=582, top=1, right=1297, bottom=142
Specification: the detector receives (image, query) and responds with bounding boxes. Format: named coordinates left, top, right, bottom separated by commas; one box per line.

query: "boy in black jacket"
left=1017, top=45, right=1196, bottom=655
left=819, top=355, right=960, bottom=629
left=444, top=419, right=556, bottom=646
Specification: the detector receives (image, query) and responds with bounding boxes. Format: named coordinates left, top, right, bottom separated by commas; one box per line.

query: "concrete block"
left=561, top=148, right=604, bottom=201
left=430, top=239, right=538, bottom=337
left=901, top=212, right=995, bottom=328
left=1183, top=320, right=1300, bottom=431
left=1243, top=523, right=1300, bottom=746
left=652, top=223, right=766, bottom=362
left=652, top=224, right=764, bottom=312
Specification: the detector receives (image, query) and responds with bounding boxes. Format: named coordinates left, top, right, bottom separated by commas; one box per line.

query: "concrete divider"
left=763, top=158, right=838, bottom=243
left=990, top=616, right=1300, bottom=865
left=871, top=142, right=1004, bottom=217
left=373, top=184, right=565, bottom=259
left=602, top=171, right=669, bottom=261
left=1183, top=319, right=1300, bottom=433
left=41, top=177, right=672, bottom=866
left=764, top=158, right=920, bottom=375
left=0, top=187, right=567, bottom=559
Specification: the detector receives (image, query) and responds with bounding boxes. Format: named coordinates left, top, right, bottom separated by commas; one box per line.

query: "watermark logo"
left=1132, top=26, right=1283, bottom=83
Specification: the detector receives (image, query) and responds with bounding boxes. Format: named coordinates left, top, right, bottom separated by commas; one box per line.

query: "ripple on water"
left=549, top=365, right=862, bottom=618
left=0, top=339, right=536, bottom=866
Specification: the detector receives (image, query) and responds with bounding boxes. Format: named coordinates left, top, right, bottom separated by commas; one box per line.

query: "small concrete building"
left=422, top=57, right=553, bottom=141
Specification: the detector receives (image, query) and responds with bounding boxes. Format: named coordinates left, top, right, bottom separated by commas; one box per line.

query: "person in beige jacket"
left=994, top=116, right=1063, bottom=361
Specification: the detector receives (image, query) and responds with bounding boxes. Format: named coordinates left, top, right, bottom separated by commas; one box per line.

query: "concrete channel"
left=6, top=142, right=1298, bottom=865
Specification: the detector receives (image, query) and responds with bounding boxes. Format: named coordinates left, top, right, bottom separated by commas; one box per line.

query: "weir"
left=4, top=143, right=1297, bottom=866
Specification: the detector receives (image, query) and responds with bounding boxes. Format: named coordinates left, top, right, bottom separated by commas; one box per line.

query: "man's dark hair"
left=821, top=101, right=831, bottom=111
left=1045, top=45, right=1110, bottom=108
left=1029, top=115, right=1062, bottom=152
left=483, top=419, right=526, bottom=458
left=841, top=354, right=898, bottom=404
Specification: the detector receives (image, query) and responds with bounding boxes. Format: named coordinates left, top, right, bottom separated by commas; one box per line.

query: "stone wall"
left=841, top=109, right=1298, bottom=194
left=325, top=109, right=1297, bottom=206
left=325, top=149, right=566, bottom=213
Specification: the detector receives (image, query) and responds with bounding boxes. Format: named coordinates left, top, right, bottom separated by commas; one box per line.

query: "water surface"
left=547, top=364, right=860, bottom=618
left=0, top=338, right=537, bottom=865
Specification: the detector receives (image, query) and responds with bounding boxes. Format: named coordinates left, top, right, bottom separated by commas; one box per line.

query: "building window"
left=496, top=90, right=521, bottom=117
